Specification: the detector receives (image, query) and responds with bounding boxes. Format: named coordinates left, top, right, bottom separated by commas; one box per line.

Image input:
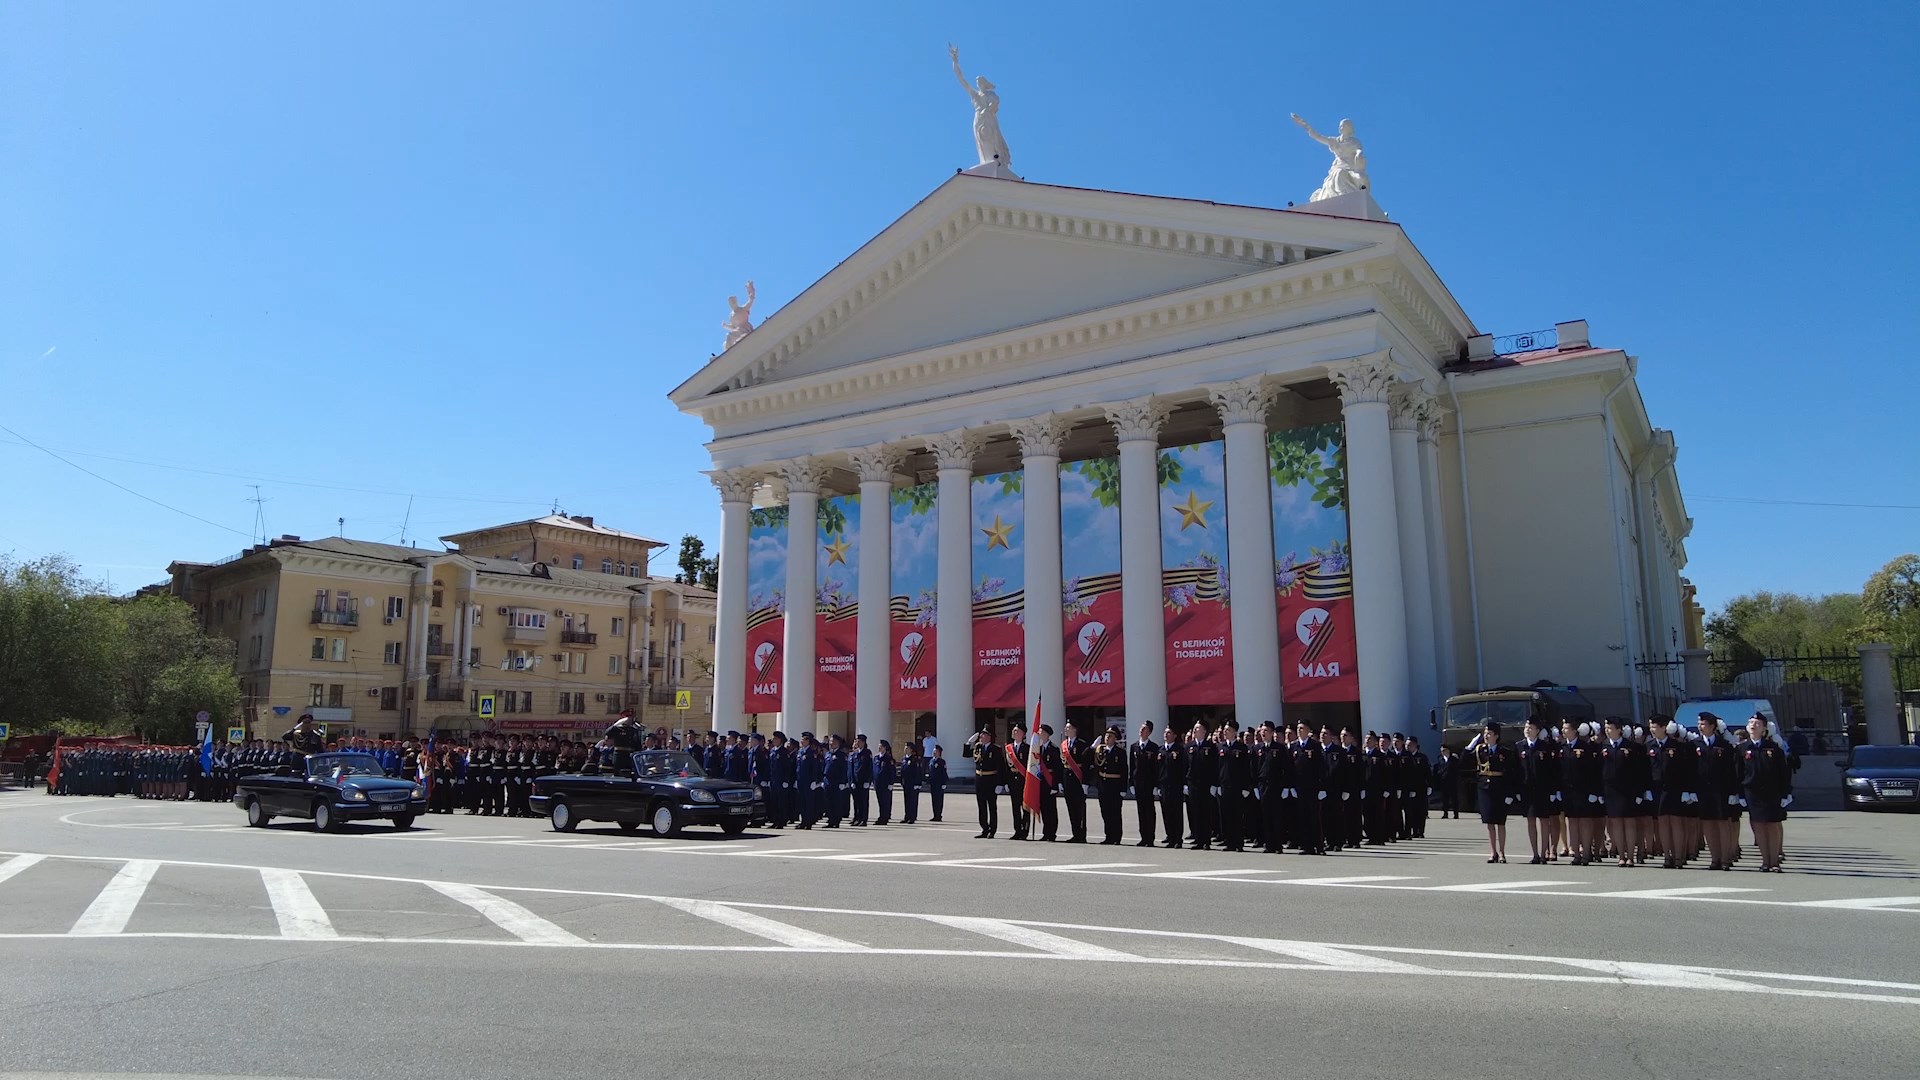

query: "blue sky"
left=3, top=2, right=1915, bottom=613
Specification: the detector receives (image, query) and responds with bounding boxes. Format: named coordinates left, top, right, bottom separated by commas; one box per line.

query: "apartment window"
left=470, top=605, right=483, bottom=626
left=469, top=646, right=481, bottom=668
left=249, top=635, right=263, bottom=663
left=599, top=558, right=612, bottom=574
left=571, top=555, right=583, bottom=570
left=707, top=624, right=716, bottom=644
left=431, top=588, right=444, bottom=609
left=308, top=683, right=325, bottom=706
left=335, top=591, right=352, bottom=614
left=383, top=642, right=402, bottom=665
left=313, top=590, right=328, bottom=614
left=380, top=687, right=398, bottom=711
left=385, top=596, right=404, bottom=620
left=329, top=638, right=347, bottom=662
left=311, top=637, right=326, bottom=661
left=557, top=692, right=572, bottom=715
left=519, top=691, right=532, bottom=713
left=510, top=610, right=546, bottom=630
left=608, top=655, right=622, bottom=676
left=611, top=617, right=625, bottom=637
left=327, top=684, right=344, bottom=708
left=253, top=588, right=267, bottom=615
left=677, top=620, right=687, bottom=643
left=557, top=691, right=585, bottom=714
left=605, top=694, right=623, bottom=714
left=502, top=690, right=519, bottom=714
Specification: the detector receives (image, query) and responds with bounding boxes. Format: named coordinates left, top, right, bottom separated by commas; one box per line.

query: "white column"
left=780, top=459, right=826, bottom=727
left=1207, top=377, right=1283, bottom=726
left=850, top=443, right=903, bottom=742
left=1010, top=413, right=1068, bottom=727
left=1679, top=648, right=1711, bottom=701
left=1860, top=643, right=1900, bottom=746
left=929, top=429, right=980, bottom=776
left=1326, top=352, right=1412, bottom=736
left=708, top=468, right=757, bottom=730
left=1104, top=396, right=1170, bottom=734
left=1416, top=409, right=1460, bottom=700
left=1389, top=384, right=1440, bottom=725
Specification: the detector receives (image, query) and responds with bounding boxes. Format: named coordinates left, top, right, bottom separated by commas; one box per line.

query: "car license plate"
left=382, top=803, right=410, bottom=814
left=728, top=806, right=752, bottom=814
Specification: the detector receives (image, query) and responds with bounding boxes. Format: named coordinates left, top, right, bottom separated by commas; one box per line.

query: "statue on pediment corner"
left=1291, top=113, right=1368, bottom=202
left=949, top=44, right=1012, bottom=172
left=723, top=281, right=756, bottom=350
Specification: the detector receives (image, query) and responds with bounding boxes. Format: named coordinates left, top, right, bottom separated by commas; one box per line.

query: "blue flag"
left=199, top=720, right=214, bottom=773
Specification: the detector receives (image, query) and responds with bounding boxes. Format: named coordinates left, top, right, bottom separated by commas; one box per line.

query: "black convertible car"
left=1838, top=744, right=1920, bottom=811
left=529, top=750, right=764, bottom=837
left=233, top=752, right=427, bottom=831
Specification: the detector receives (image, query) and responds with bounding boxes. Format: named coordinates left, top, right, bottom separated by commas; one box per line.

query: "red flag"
left=1023, top=697, right=1048, bottom=816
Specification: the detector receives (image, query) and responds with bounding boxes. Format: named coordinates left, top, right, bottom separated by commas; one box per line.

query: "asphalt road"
left=2, top=787, right=1917, bottom=1080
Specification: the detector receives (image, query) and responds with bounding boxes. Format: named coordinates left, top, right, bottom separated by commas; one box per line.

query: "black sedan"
left=1838, top=744, right=1920, bottom=811
left=530, top=750, right=764, bottom=837
left=233, top=752, right=427, bottom=831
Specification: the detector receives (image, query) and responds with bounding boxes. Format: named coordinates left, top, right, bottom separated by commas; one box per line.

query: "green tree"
left=0, top=555, right=122, bottom=731
left=1861, top=554, right=1920, bottom=650
left=117, top=595, right=241, bottom=743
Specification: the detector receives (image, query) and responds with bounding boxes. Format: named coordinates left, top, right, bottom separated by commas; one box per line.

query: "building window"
left=313, top=590, right=329, bottom=614
left=309, top=683, right=325, bottom=706
left=471, top=605, right=483, bottom=626
left=327, top=684, right=345, bottom=708
left=329, top=638, right=347, bottom=662
left=613, top=562, right=624, bottom=576
left=380, top=687, right=399, bottom=711
left=336, top=591, right=352, bottom=614
left=385, top=596, right=404, bottom=620
left=383, top=642, right=402, bottom=665
left=510, top=610, right=546, bottom=630
left=605, top=694, right=623, bottom=714
left=311, top=637, right=326, bottom=661
left=601, top=558, right=613, bottom=574
left=611, top=617, right=625, bottom=637
left=707, top=624, right=716, bottom=644
left=254, top=588, right=266, bottom=615
left=608, top=655, right=622, bottom=676
left=519, top=691, right=532, bottom=713
left=470, top=690, right=480, bottom=712
left=431, top=589, right=444, bottom=609
left=469, top=646, right=481, bottom=668
left=571, top=555, right=583, bottom=570
left=249, top=636, right=263, bottom=663
left=677, top=620, right=687, bottom=643
left=502, top=691, right=519, bottom=714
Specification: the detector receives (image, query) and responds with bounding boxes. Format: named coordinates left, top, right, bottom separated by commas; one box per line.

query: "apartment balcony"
left=311, top=608, right=359, bottom=628
left=426, top=642, right=455, bottom=658
left=424, top=684, right=466, bottom=703
left=504, top=625, right=548, bottom=643
left=647, top=686, right=679, bottom=706
left=559, top=630, right=598, bottom=648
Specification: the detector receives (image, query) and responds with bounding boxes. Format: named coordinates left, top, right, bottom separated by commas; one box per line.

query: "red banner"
left=744, top=613, right=783, bottom=713
left=1165, top=578, right=1234, bottom=705
left=890, top=619, right=935, bottom=711
left=1278, top=583, right=1359, bottom=702
left=1066, top=586, right=1125, bottom=707
left=815, top=610, right=857, bottom=711
left=972, top=606, right=1024, bottom=709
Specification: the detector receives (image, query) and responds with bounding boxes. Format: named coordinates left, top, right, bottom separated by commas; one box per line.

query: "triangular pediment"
left=671, top=175, right=1395, bottom=404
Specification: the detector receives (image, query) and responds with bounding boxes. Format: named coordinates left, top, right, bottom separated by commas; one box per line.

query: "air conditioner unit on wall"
left=366, top=689, right=380, bottom=697
left=498, top=607, right=509, bottom=616
left=594, top=693, right=606, bottom=702
left=383, top=616, right=394, bottom=625
left=553, top=608, right=566, bottom=617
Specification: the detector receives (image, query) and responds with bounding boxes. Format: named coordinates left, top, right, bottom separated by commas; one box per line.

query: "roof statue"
left=1291, top=113, right=1368, bottom=202
left=948, top=44, right=1014, bottom=175
left=722, top=281, right=756, bottom=351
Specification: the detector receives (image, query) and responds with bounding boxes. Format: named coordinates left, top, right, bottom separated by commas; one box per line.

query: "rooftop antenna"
left=245, top=485, right=270, bottom=544
left=399, top=495, right=414, bottom=546
left=337, top=516, right=345, bottom=537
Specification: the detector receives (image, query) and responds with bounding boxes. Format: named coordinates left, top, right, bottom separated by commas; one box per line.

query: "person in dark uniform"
left=1405, top=736, right=1432, bottom=839
left=767, top=731, right=795, bottom=828
left=468, top=738, right=495, bottom=815
left=1057, top=722, right=1090, bottom=843
left=1004, top=723, right=1031, bottom=841
left=1598, top=717, right=1650, bottom=867
left=1158, top=725, right=1185, bottom=848
left=1694, top=713, right=1737, bottom=870
left=874, top=739, right=897, bottom=825
left=1216, top=723, right=1251, bottom=852
left=1289, top=723, right=1326, bottom=854
left=1471, top=720, right=1517, bottom=863
left=1033, top=725, right=1061, bottom=841
left=1128, top=721, right=1160, bottom=848
left=824, top=735, right=851, bottom=828
left=1386, top=733, right=1409, bottom=840
left=1259, top=725, right=1289, bottom=854
left=1094, top=726, right=1128, bottom=845
left=1740, top=714, right=1793, bottom=873
left=1186, top=723, right=1217, bottom=850
left=849, top=734, right=875, bottom=826
left=1651, top=720, right=1698, bottom=869
left=282, top=715, right=326, bottom=759
left=1318, top=726, right=1347, bottom=853
left=969, top=726, right=1006, bottom=838
left=1517, top=719, right=1556, bottom=864
left=1361, top=732, right=1388, bottom=845
left=899, top=743, right=924, bottom=824
left=926, top=745, right=948, bottom=822
left=795, top=732, right=824, bottom=829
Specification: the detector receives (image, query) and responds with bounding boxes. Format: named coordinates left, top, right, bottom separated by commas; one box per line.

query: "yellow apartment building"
left=162, top=514, right=717, bottom=739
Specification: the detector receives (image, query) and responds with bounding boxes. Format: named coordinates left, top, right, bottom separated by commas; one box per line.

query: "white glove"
left=1241, top=789, right=1251, bottom=798
left=1360, top=790, right=1368, bottom=800
left=1317, top=790, right=1327, bottom=800
left=1738, top=797, right=1748, bottom=807
left=1152, top=788, right=1161, bottom=799
left=1727, top=795, right=1739, bottom=806
left=1643, top=790, right=1653, bottom=802
left=840, top=784, right=851, bottom=791
left=995, top=785, right=1007, bottom=794
left=1634, top=796, right=1642, bottom=805
left=1182, top=785, right=1190, bottom=795
left=1589, top=794, right=1601, bottom=804
left=1503, top=796, right=1513, bottom=805
left=1210, top=786, right=1221, bottom=797
left=1428, top=788, right=1434, bottom=796
left=1781, top=795, right=1793, bottom=808
left=811, top=782, right=822, bottom=790
left=1341, top=792, right=1350, bottom=801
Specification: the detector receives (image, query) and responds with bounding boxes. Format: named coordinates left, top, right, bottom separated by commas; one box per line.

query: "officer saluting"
left=1094, top=725, right=1127, bottom=845
left=969, top=726, right=1007, bottom=838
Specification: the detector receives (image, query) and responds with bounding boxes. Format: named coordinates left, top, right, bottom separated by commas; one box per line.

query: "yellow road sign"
left=0, top=722, right=10, bottom=741
left=227, top=726, right=246, bottom=743
left=674, top=690, right=692, bottom=711
left=478, top=693, right=496, bottom=720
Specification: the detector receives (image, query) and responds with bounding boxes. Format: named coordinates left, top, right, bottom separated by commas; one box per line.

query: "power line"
left=1687, top=494, right=1920, bottom=511
left=0, top=422, right=254, bottom=538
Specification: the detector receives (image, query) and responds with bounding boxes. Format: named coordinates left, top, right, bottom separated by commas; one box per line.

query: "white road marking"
left=816, top=851, right=938, bottom=861
left=1285, top=875, right=1425, bottom=886
left=1225, top=937, right=1430, bottom=973
left=917, top=856, right=1046, bottom=866
left=69, top=860, right=159, bottom=936
left=259, top=868, right=337, bottom=939
left=918, top=915, right=1139, bottom=961
left=1427, top=879, right=1579, bottom=892
left=423, top=881, right=585, bottom=945
left=1589, top=886, right=1769, bottom=900
left=1031, top=862, right=1155, bottom=873
left=1549, top=958, right=1766, bottom=991
left=0, top=853, right=47, bottom=885
left=1146, top=868, right=1283, bottom=879
left=651, top=897, right=864, bottom=951
left=1795, top=896, right=1920, bottom=910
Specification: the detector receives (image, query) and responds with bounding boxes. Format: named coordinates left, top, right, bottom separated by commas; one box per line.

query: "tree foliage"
left=890, top=483, right=938, bottom=514
left=674, top=534, right=719, bottom=592
left=0, top=555, right=241, bottom=741
left=1861, top=554, right=1920, bottom=651
left=1268, top=424, right=1346, bottom=511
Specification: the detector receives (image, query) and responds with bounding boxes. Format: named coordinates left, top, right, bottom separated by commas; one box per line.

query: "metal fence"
left=1636, top=649, right=1920, bottom=743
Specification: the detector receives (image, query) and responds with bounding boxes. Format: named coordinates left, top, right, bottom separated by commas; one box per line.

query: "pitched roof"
left=440, top=514, right=663, bottom=548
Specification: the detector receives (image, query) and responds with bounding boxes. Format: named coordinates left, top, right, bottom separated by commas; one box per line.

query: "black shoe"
left=1135, top=840, right=1154, bottom=847
left=931, top=816, right=942, bottom=822
left=976, top=831, right=990, bottom=838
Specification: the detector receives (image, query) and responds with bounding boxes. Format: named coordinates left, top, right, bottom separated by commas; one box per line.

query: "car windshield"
left=1852, top=746, right=1920, bottom=769
left=306, top=753, right=388, bottom=779
left=1446, top=700, right=1531, bottom=729
left=634, top=751, right=708, bottom=780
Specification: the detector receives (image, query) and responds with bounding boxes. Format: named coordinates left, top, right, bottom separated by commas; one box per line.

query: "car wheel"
left=244, top=797, right=270, bottom=828
left=650, top=802, right=682, bottom=838
left=391, top=814, right=416, bottom=830
left=617, top=820, right=641, bottom=833
left=550, top=799, right=577, bottom=833
left=721, top=818, right=748, bottom=837
left=313, top=801, right=337, bottom=833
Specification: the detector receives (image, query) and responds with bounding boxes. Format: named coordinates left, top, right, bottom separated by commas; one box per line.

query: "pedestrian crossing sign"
left=0, top=722, right=9, bottom=741
left=674, top=690, right=692, bottom=711
left=227, top=726, right=246, bottom=743
left=477, top=693, right=496, bottom=720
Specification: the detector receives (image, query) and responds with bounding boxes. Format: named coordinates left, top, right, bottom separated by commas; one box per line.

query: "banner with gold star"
left=970, top=470, right=1025, bottom=709
left=1159, top=440, right=1234, bottom=705
left=814, top=494, right=860, bottom=712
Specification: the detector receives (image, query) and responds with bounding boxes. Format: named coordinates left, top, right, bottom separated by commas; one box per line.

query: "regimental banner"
left=744, top=506, right=788, bottom=714
left=815, top=494, right=859, bottom=712
left=889, top=483, right=938, bottom=712
left=1160, top=441, right=1234, bottom=705
left=970, top=470, right=1025, bottom=709
left=1060, top=457, right=1124, bottom=706
left=1270, top=424, right=1360, bottom=702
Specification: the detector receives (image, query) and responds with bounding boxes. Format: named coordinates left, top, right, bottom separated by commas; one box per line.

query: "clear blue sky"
left=3, top=1, right=1916, bottom=615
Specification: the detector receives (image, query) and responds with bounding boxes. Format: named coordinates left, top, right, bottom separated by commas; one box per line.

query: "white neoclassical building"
left=670, top=171, right=1696, bottom=770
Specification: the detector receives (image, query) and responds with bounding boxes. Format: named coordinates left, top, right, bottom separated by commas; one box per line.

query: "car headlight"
left=688, top=789, right=717, bottom=804
left=1845, top=777, right=1873, bottom=790
left=411, top=784, right=426, bottom=799
left=342, top=789, right=369, bottom=802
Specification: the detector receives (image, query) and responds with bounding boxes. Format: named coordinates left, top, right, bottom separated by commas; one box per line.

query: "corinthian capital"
left=1007, top=412, right=1070, bottom=460
left=1324, top=350, right=1398, bottom=407
left=1388, top=381, right=1435, bottom=433
left=847, top=442, right=906, bottom=485
left=1415, top=396, right=1448, bottom=443
left=776, top=455, right=828, bottom=496
left=706, top=467, right=760, bottom=504
left=924, top=428, right=982, bottom=471
left=1205, top=375, right=1274, bottom=427
left=1101, top=395, right=1170, bottom=443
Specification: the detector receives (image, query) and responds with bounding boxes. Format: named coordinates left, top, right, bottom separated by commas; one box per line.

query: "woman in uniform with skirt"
left=1560, top=721, right=1603, bottom=865
left=1471, top=721, right=1518, bottom=864
left=1740, top=714, right=1793, bottom=873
